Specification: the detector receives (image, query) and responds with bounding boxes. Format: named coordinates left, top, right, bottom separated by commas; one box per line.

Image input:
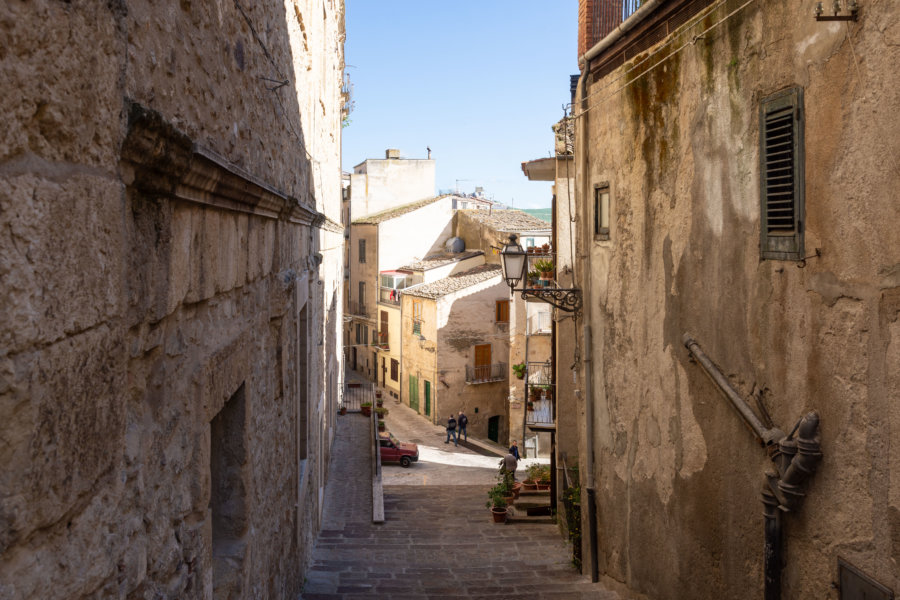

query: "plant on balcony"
left=375, top=406, right=388, bottom=418
left=360, top=401, right=372, bottom=417
left=378, top=419, right=386, bottom=431
left=526, top=270, right=540, bottom=287
left=533, top=259, right=554, bottom=287
left=512, top=363, right=526, bottom=380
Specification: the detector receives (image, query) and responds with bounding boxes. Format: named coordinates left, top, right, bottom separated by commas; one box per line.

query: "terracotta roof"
left=401, top=250, right=484, bottom=271
left=352, top=194, right=450, bottom=224
left=459, top=209, right=551, bottom=233
left=402, top=264, right=502, bottom=300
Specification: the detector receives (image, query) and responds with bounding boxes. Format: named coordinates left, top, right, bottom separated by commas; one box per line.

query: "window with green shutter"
left=759, top=87, right=805, bottom=261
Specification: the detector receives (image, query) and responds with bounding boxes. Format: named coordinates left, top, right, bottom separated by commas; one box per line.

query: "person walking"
left=501, top=452, right=518, bottom=480
left=509, top=439, right=521, bottom=460
left=457, top=411, right=468, bottom=442
left=444, top=414, right=458, bottom=446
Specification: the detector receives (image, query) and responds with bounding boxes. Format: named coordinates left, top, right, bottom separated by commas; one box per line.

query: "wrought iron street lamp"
left=499, top=234, right=582, bottom=313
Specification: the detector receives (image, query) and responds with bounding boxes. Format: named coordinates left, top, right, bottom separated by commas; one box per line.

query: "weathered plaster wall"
left=0, top=1, right=344, bottom=598
left=576, top=0, right=900, bottom=598
left=400, top=295, right=438, bottom=420
left=435, top=278, right=510, bottom=441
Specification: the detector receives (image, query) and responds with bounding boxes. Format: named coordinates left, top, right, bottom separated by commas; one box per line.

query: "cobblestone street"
left=300, top=407, right=620, bottom=599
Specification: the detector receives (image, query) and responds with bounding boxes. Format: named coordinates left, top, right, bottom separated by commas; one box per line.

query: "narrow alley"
left=300, top=376, right=620, bottom=599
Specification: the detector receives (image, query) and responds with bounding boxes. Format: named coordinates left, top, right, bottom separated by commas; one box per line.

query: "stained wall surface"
left=0, top=1, right=345, bottom=598
left=575, top=0, right=900, bottom=598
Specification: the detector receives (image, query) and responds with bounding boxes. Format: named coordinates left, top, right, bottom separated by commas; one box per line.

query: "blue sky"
left=342, top=1, right=578, bottom=209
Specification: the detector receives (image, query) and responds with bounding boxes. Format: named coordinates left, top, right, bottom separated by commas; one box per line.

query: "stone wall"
left=575, top=0, right=900, bottom=598
left=0, top=1, right=344, bottom=598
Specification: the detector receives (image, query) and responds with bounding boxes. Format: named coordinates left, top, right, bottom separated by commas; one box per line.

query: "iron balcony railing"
left=348, top=301, right=368, bottom=317
left=591, top=0, right=643, bottom=47
left=465, top=362, right=507, bottom=384
left=379, top=287, right=401, bottom=305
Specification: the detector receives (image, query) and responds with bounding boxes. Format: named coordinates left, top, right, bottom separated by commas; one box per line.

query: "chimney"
left=385, top=148, right=401, bottom=159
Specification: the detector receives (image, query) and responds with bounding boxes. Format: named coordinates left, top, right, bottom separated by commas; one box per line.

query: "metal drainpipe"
left=683, top=334, right=823, bottom=599
left=575, top=65, right=599, bottom=583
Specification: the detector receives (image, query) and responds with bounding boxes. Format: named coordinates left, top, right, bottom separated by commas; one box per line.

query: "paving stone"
left=300, top=400, right=620, bottom=599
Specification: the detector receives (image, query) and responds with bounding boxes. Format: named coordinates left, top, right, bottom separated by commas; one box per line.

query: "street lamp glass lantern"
left=500, top=234, right=526, bottom=290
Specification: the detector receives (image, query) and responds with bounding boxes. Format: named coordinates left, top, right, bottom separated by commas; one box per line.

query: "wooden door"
left=474, top=344, right=491, bottom=381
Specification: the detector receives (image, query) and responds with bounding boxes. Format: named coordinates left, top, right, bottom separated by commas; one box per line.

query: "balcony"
left=379, top=287, right=401, bottom=305
left=376, top=331, right=389, bottom=351
left=348, top=301, right=368, bottom=317
left=527, top=311, right=552, bottom=335
left=465, top=362, right=507, bottom=384
left=525, top=362, right=555, bottom=430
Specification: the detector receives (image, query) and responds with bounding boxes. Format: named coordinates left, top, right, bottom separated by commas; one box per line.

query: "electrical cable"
left=571, top=0, right=757, bottom=120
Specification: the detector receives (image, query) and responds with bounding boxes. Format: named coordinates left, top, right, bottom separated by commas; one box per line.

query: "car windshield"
left=389, top=434, right=400, bottom=445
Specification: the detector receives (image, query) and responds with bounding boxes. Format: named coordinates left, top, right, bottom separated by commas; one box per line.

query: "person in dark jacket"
left=509, top=439, right=520, bottom=460
left=457, top=411, right=468, bottom=441
left=444, top=414, right=458, bottom=446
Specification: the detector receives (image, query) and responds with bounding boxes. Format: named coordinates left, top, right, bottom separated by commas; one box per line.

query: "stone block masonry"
left=0, top=1, right=346, bottom=598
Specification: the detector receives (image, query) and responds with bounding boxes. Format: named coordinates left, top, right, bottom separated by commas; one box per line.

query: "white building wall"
left=349, top=158, right=435, bottom=220
left=377, top=198, right=454, bottom=272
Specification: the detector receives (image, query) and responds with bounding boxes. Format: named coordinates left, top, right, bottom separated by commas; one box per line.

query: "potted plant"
left=526, top=270, right=540, bottom=287
left=524, top=463, right=544, bottom=490
left=537, top=464, right=552, bottom=490
left=378, top=419, right=386, bottom=432
left=375, top=390, right=383, bottom=407
left=533, top=258, right=554, bottom=287
left=339, top=405, right=347, bottom=416
left=512, top=363, right=526, bottom=380
left=360, top=401, right=372, bottom=417
left=486, top=484, right=508, bottom=523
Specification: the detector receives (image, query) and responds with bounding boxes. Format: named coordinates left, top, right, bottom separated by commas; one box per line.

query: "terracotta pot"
left=339, top=407, right=347, bottom=415
left=491, top=507, right=508, bottom=523
left=512, top=482, right=523, bottom=499
left=503, top=494, right=515, bottom=506
left=537, top=481, right=551, bottom=491
left=360, top=406, right=372, bottom=417
left=523, top=479, right=538, bottom=491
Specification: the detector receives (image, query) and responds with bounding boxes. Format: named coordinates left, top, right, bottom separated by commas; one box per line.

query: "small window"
left=358, top=239, right=366, bottom=263
left=594, top=184, right=610, bottom=240
left=760, top=87, right=805, bottom=261
left=391, top=359, right=399, bottom=381
left=495, top=300, right=509, bottom=323
left=525, top=237, right=535, bottom=248
left=359, top=281, right=365, bottom=304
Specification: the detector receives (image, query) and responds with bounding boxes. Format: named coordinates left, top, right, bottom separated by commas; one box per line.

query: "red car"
left=379, top=432, right=419, bottom=468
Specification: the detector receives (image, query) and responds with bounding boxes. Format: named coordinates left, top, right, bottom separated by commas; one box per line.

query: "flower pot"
left=360, top=406, right=371, bottom=417
left=504, top=494, right=515, bottom=506
left=491, top=507, right=508, bottom=523
left=339, top=406, right=347, bottom=416
left=523, top=479, right=538, bottom=491
left=538, top=480, right=551, bottom=491
left=512, top=482, right=523, bottom=499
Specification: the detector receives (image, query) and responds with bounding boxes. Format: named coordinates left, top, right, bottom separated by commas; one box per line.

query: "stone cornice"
left=120, top=101, right=324, bottom=227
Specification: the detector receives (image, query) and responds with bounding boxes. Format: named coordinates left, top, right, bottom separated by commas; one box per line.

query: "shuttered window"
left=760, top=87, right=804, bottom=261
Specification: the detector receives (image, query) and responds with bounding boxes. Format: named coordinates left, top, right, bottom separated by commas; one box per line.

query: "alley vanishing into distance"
left=301, top=383, right=620, bottom=600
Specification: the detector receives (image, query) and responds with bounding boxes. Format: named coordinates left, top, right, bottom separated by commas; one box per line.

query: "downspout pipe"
left=579, top=0, right=665, bottom=66
left=575, top=66, right=599, bottom=583
left=683, top=334, right=784, bottom=446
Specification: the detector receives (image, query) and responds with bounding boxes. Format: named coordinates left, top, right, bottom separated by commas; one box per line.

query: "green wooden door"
left=488, top=415, right=500, bottom=443
left=424, top=380, right=431, bottom=416
left=409, top=375, right=419, bottom=412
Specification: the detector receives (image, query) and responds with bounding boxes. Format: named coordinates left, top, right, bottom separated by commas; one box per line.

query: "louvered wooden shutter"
left=760, top=87, right=804, bottom=260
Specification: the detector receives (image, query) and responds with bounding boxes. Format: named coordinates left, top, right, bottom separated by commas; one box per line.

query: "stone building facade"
left=1, top=1, right=345, bottom=598
left=573, top=0, right=900, bottom=598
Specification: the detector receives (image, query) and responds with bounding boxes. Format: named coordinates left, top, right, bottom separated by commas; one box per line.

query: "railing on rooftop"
left=379, top=287, right=401, bottom=305
left=592, top=0, right=645, bottom=45
left=465, top=362, right=507, bottom=385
